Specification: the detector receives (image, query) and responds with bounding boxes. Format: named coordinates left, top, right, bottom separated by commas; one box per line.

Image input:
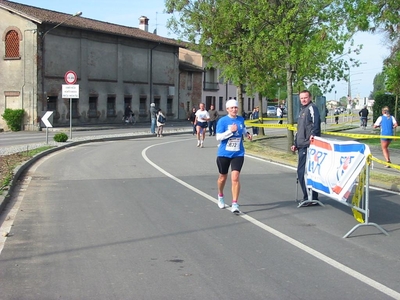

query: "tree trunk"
left=258, top=93, right=264, bottom=136
left=286, top=65, right=295, bottom=151
left=238, top=84, right=244, bottom=116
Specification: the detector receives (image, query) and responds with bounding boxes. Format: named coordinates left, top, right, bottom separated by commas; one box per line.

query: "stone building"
left=0, top=1, right=187, bottom=130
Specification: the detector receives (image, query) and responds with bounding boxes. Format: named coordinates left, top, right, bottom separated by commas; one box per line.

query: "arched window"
left=5, top=30, right=20, bottom=58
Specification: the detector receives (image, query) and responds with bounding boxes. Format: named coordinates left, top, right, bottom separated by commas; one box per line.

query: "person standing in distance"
left=290, top=90, right=321, bottom=206
left=276, top=105, right=284, bottom=124
left=373, top=106, right=398, bottom=168
left=150, top=103, right=157, bottom=134
left=195, top=103, right=210, bottom=148
left=188, top=107, right=197, bottom=135
left=250, top=106, right=260, bottom=136
left=207, top=104, right=219, bottom=136
left=216, top=99, right=252, bottom=213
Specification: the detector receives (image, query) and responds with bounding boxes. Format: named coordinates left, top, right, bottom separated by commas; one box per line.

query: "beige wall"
left=0, top=9, right=38, bottom=130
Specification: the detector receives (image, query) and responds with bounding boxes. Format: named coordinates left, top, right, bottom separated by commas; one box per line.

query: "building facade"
left=0, top=1, right=184, bottom=131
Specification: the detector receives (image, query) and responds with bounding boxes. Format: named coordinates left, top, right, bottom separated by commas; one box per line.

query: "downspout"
left=149, top=43, right=160, bottom=111
left=22, top=29, right=37, bottom=130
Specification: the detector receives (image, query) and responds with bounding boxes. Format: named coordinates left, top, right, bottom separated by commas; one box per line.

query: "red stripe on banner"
left=311, top=138, right=332, bottom=150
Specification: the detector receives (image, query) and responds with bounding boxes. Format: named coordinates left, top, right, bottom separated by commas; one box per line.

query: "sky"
left=13, top=0, right=391, bottom=101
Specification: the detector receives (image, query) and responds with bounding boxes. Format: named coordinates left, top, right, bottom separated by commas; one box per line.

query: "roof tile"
left=0, top=0, right=184, bottom=47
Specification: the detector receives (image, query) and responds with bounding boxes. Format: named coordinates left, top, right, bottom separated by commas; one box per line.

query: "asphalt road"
left=1, top=134, right=400, bottom=299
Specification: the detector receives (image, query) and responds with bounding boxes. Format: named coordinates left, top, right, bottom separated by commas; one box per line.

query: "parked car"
left=267, top=106, right=277, bottom=116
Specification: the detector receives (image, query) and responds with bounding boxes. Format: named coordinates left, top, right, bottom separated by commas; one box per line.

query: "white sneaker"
left=197, top=141, right=201, bottom=147
left=217, top=195, right=225, bottom=209
left=200, top=142, right=204, bottom=148
left=231, top=203, right=240, bottom=213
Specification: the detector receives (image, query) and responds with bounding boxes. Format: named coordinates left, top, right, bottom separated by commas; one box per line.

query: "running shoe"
left=217, top=195, right=225, bottom=209
left=197, top=141, right=201, bottom=147
left=200, top=142, right=204, bottom=148
left=231, top=202, right=240, bottom=213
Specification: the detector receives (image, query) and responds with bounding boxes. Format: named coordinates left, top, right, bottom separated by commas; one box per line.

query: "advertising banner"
left=306, top=136, right=370, bottom=202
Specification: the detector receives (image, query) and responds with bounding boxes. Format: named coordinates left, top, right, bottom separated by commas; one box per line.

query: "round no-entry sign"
left=64, top=70, right=77, bottom=84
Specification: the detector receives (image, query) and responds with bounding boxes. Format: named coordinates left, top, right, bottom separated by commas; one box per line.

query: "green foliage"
left=372, top=93, right=397, bottom=122
left=165, top=0, right=359, bottom=149
left=25, top=146, right=54, bottom=156
left=53, top=132, right=69, bottom=142
left=1, top=108, right=25, bottom=131
left=372, top=72, right=386, bottom=99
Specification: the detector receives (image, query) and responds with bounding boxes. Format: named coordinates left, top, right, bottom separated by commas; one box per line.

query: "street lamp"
left=347, top=62, right=367, bottom=102
left=42, top=11, right=82, bottom=38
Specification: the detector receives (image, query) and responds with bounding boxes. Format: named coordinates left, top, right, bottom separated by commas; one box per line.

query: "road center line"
left=142, top=140, right=400, bottom=299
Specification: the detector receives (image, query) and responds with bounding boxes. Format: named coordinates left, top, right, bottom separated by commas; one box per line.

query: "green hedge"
left=53, top=132, right=69, bottom=142
left=1, top=108, right=25, bottom=131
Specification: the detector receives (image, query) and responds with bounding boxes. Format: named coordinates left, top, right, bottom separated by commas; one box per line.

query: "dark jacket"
left=188, top=111, right=196, bottom=122
left=359, top=108, right=369, bottom=118
left=295, top=102, right=321, bottom=148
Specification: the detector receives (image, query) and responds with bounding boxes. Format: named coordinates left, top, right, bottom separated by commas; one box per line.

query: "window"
left=71, top=99, right=79, bottom=118
left=167, top=98, right=173, bottom=115
left=107, top=96, right=116, bottom=116
left=88, top=96, right=97, bottom=118
left=218, top=97, right=223, bottom=111
left=5, top=30, right=20, bottom=58
left=124, top=96, right=132, bottom=108
left=139, top=97, right=146, bottom=115
left=47, top=96, right=57, bottom=111
left=187, top=72, right=193, bottom=91
left=154, top=97, right=160, bottom=109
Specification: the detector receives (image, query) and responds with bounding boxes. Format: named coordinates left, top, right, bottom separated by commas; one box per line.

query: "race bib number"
left=226, top=137, right=241, bottom=151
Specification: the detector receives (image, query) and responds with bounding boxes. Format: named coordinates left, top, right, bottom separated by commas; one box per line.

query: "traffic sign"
left=64, top=70, right=77, bottom=84
left=41, top=111, right=54, bottom=128
left=62, top=84, right=79, bottom=98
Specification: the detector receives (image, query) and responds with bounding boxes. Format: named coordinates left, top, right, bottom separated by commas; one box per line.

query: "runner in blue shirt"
left=373, top=106, right=398, bottom=168
left=215, top=99, right=252, bottom=213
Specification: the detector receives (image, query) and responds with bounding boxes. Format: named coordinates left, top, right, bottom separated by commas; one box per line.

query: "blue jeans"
left=151, top=117, right=156, bottom=134
left=208, top=120, right=216, bottom=135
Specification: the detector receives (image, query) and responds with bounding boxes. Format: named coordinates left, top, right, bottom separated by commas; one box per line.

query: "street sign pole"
left=70, top=98, right=72, bottom=139
left=64, top=70, right=78, bottom=140
left=41, top=111, right=54, bottom=144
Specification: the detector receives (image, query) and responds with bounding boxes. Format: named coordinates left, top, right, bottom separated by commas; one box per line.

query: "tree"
left=383, top=50, right=400, bottom=120
left=166, top=0, right=359, bottom=150
left=372, top=72, right=386, bottom=98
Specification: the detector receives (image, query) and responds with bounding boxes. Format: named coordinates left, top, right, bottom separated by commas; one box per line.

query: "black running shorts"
left=216, top=156, right=244, bottom=175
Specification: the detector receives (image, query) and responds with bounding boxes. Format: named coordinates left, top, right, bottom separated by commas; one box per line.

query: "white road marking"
left=142, top=140, right=400, bottom=300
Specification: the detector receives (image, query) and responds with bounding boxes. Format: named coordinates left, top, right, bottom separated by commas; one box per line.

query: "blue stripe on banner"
left=333, top=143, right=365, bottom=154
left=307, top=179, right=330, bottom=193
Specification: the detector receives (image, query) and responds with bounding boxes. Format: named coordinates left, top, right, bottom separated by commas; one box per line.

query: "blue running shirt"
left=216, top=115, right=247, bottom=158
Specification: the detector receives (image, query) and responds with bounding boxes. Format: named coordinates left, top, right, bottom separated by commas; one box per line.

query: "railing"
left=203, top=81, right=219, bottom=91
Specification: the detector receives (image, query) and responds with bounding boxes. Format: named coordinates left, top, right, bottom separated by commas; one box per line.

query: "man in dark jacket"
left=291, top=90, right=321, bottom=206
left=359, top=106, right=369, bottom=128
